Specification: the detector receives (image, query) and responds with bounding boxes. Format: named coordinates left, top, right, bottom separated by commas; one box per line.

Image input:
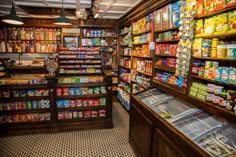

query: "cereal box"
left=214, top=13, right=228, bottom=35
left=195, top=19, right=204, bottom=35
left=196, top=0, right=204, bottom=16
left=161, top=5, right=171, bottom=30
left=204, top=0, right=215, bottom=14
left=228, top=11, right=236, bottom=33
left=154, top=10, right=162, bottom=31
left=204, top=17, right=215, bottom=35
left=224, top=0, right=236, bottom=8
left=171, top=1, right=180, bottom=28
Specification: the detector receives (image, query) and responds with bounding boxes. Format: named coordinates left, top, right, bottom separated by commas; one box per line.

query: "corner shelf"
left=153, top=79, right=187, bottom=95
left=55, top=94, right=107, bottom=99
left=154, top=65, right=176, bottom=73
left=191, top=75, right=236, bottom=88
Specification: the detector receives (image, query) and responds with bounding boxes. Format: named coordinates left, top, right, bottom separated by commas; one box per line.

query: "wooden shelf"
left=195, top=32, right=236, bottom=39
left=132, top=55, right=151, bottom=59
left=56, top=94, right=106, bottom=99
left=120, top=54, right=131, bottom=57
left=155, top=54, right=176, bottom=57
left=59, top=62, right=102, bottom=65
left=35, top=40, right=60, bottom=41
left=136, top=70, right=152, bottom=77
left=0, top=108, right=51, bottom=115
left=120, top=45, right=129, bottom=47
left=59, top=53, right=100, bottom=55
left=7, top=66, right=46, bottom=70
left=154, top=27, right=179, bottom=33
left=133, top=42, right=149, bottom=46
left=132, top=30, right=151, bottom=36
left=153, top=79, right=187, bottom=94
left=0, top=120, right=52, bottom=126
left=59, top=72, right=102, bottom=75
left=189, top=95, right=236, bottom=119
left=119, top=65, right=131, bottom=70
left=0, top=52, right=57, bottom=54
left=82, top=36, right=115, bottom=38
left=192, top=56, right=236, bottom=61
left=0, top=84, right=48, bottom=90
left=191, top=75, right=236, bottom=88
left=120, top=32, right=129, bottom=36
left=59, top=67, right=102, bottom=69
left=119, top=77, right=131, bottom=84
left=0, top=96, right=49, bottom=102
left=59, top=58, right=102, bottom=60
left=57, top=117, right=106, bottom=122
left=57, top=106, right=107, bottom=111
left=195, top=5, right=236, bottom=19
left=131, top=80, right=148, bottom=89
left=155, top=39, right=179, bottom=43
left=56, top=82, right=106, bottom=88
left=154, top=65, right=175, bottom=73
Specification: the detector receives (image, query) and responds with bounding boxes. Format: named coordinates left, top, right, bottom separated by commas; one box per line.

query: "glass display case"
left=194, top=124, right=236, bottom=157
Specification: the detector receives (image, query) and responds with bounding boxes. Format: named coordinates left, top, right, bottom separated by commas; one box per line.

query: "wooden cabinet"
left=129, top=104, right=152, bottom=157
left=152, top=129, right=185, bottom=157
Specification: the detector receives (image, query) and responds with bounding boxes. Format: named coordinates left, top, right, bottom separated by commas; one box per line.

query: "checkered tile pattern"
left=0, top=102, right=135, bottom=157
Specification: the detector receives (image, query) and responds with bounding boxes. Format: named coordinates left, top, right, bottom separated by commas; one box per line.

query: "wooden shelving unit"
left=154, top=65, right=175, bottom=73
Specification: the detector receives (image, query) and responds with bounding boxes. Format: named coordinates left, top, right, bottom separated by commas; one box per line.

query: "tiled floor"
left=0, top=102, right=135, bottom=157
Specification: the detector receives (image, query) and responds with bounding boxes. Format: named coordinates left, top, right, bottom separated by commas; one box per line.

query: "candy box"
left=56, top=100, right=64, bottom=108
left=70, top=99, right=76, bottom=107
left=154, top=10, right=162, bottom=31
left=171, top=1, right=180, bottom=28
left=82, top=99, right=88, bottom=107
left=88, top=99, right=94, bottom=107
left=91, top=110, right=98, bottom=118
left=195, top=20, right=204, bottom=36
left=69, top=88, right=75, bottom=95
left=228, top=11, right=236, bottom=33
left=99, top=110, right=106, bottom=117
left=214, top=13, right=228, bottom=35
left=64, top=100, right=70, bottom=108
left=76, top=99, right=82, bottom=107
left=196, top=0, right=204, bottom=17
left=201, top=39, right=212, bottom=57
left=62, top=88, right=69, bottom=96
left=224, top=0, right=236, bottom=8
left=84, top=110, right=91, bottom=118
left=100, top=98, right=106, bottom=106
left=71, top=77, right=80, bottom=83
left=73, top=111, right=78, bottom=119
left=161, top=5, right=171, bottom=30
left=204, top=17, right=215, bottom=35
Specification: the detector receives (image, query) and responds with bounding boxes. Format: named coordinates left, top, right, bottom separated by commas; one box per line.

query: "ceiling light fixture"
left=2, top=0, right=24, bottom=25
left=54, top=0, right=72, bottom=25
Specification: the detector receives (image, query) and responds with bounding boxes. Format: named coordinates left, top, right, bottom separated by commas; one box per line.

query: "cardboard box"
left=214, top=13, right=228, bottom=35
left=171, top=1, right=180, bottom=28
left=154, top=10, right=162, bottom=31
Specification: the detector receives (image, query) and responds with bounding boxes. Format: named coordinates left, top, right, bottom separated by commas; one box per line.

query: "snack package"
left=195, top=20, right=204, bottom=36
left=62, top=88, right=69, bottom=96
left=82, top=99, right=88, bottom=107
left=56, top=88, right=62, bottom=96
left=92, top=110, right=98, bottom=118
left=215, top=0, right=225, bottom=11
left=88, top=99, right=94, bottom=107
left=76, top=99, right=82, bottom=107
left=204, top=17, right=215, bottom=35
left=171, top=1, right=180, bottom=28
left=69, top=88, right=75, bottom=95
left=214, top=13, right=228, bottom=35
left=161, top=5, right=171, bottom=30
left=196, top=0, right=204, bottom=16
left=228, top=11, right=236, bottom=33
left=192, top=38, right=202, bottom=57
left=84, top=110, right=91, bottom=118
left=64, top=100, right=70, bottom=108
left=202, top=39, right=212, bottom=57
left=100, top=86, right=106, bottom=94
left=99, top=110, right=106, bottom=117
left=73, top=111, right=78, bottom=119
left=56, top=100, right=64, bottom=108
left=204, top=0, right=215, bottom=14
left=100, top=98, right=106, bottom=106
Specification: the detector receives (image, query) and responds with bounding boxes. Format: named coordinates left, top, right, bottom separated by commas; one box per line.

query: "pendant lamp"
left=2, top=0, right=24, bottom=25
left=54, top=0, right=72, bottom=25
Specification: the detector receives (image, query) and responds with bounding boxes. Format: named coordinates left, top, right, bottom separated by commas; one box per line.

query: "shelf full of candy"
left=117, top=86, right=131, bottom=111
left=131, top=70, right=152, bottom=90
left=119, top=67, right=131, bottom=84
left=132, top=58, right=152, bottom=76
left=189, top=82, right=236, bottom=114
left=82, top=29, right=116, bottom=38
left=132, top=13, right=153, bottom=35
left=191, top=60, right=236, bottom=86
left=120, top=26, right=132, bottom=36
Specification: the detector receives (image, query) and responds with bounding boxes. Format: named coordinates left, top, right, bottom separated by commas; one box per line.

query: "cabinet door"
left=153, top=129, right=185, bottom=157
left=129, top=104, right=152, bottom=157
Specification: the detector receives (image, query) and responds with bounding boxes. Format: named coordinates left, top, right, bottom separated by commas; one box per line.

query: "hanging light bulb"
left=2, top=0, right=24, bottom=25
left=54, top=0, right=72, bottom=25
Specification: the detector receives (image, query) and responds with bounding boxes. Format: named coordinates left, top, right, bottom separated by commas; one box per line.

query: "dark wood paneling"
left=129, top=104, right=152, bottom=157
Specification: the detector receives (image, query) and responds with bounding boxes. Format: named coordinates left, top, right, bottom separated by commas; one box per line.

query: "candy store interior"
left=0, top=0, right=236, bottom=157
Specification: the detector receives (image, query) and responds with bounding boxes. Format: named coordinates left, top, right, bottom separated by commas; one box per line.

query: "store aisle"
left=0, top=102, right=135, bottom=157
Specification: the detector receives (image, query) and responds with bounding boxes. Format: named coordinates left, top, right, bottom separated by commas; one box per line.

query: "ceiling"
left=0, top=0, right=142, bottom=20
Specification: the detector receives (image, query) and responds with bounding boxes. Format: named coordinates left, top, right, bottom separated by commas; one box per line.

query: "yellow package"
left=228, top=11, right=236, bottom=33
left=204, top=17, right=215, bottom=35
left=192, top=38, right=202, bottom=57
left=214, top=13, right=228, bottom=35
left=195, top=19, right=204, bottom=36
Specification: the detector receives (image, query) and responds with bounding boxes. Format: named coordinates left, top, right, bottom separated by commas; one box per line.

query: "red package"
left=70, top=99, right=76, bottom=107
left=196, top=0, right=204, bottom=16
left=88, top=99, right=94, bottom=107
left=76, top=99, right=82, bottom=107
left=56, top=88, right=62, bottom=96
left=84, top=110, right=91, bottom=118
left=82, top=99, right=88, bottom=107
left=62, top=88, right=69, bottom=96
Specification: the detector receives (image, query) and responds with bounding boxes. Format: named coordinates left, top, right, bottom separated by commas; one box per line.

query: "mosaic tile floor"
left=0, top=102, right=135, bottom=157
